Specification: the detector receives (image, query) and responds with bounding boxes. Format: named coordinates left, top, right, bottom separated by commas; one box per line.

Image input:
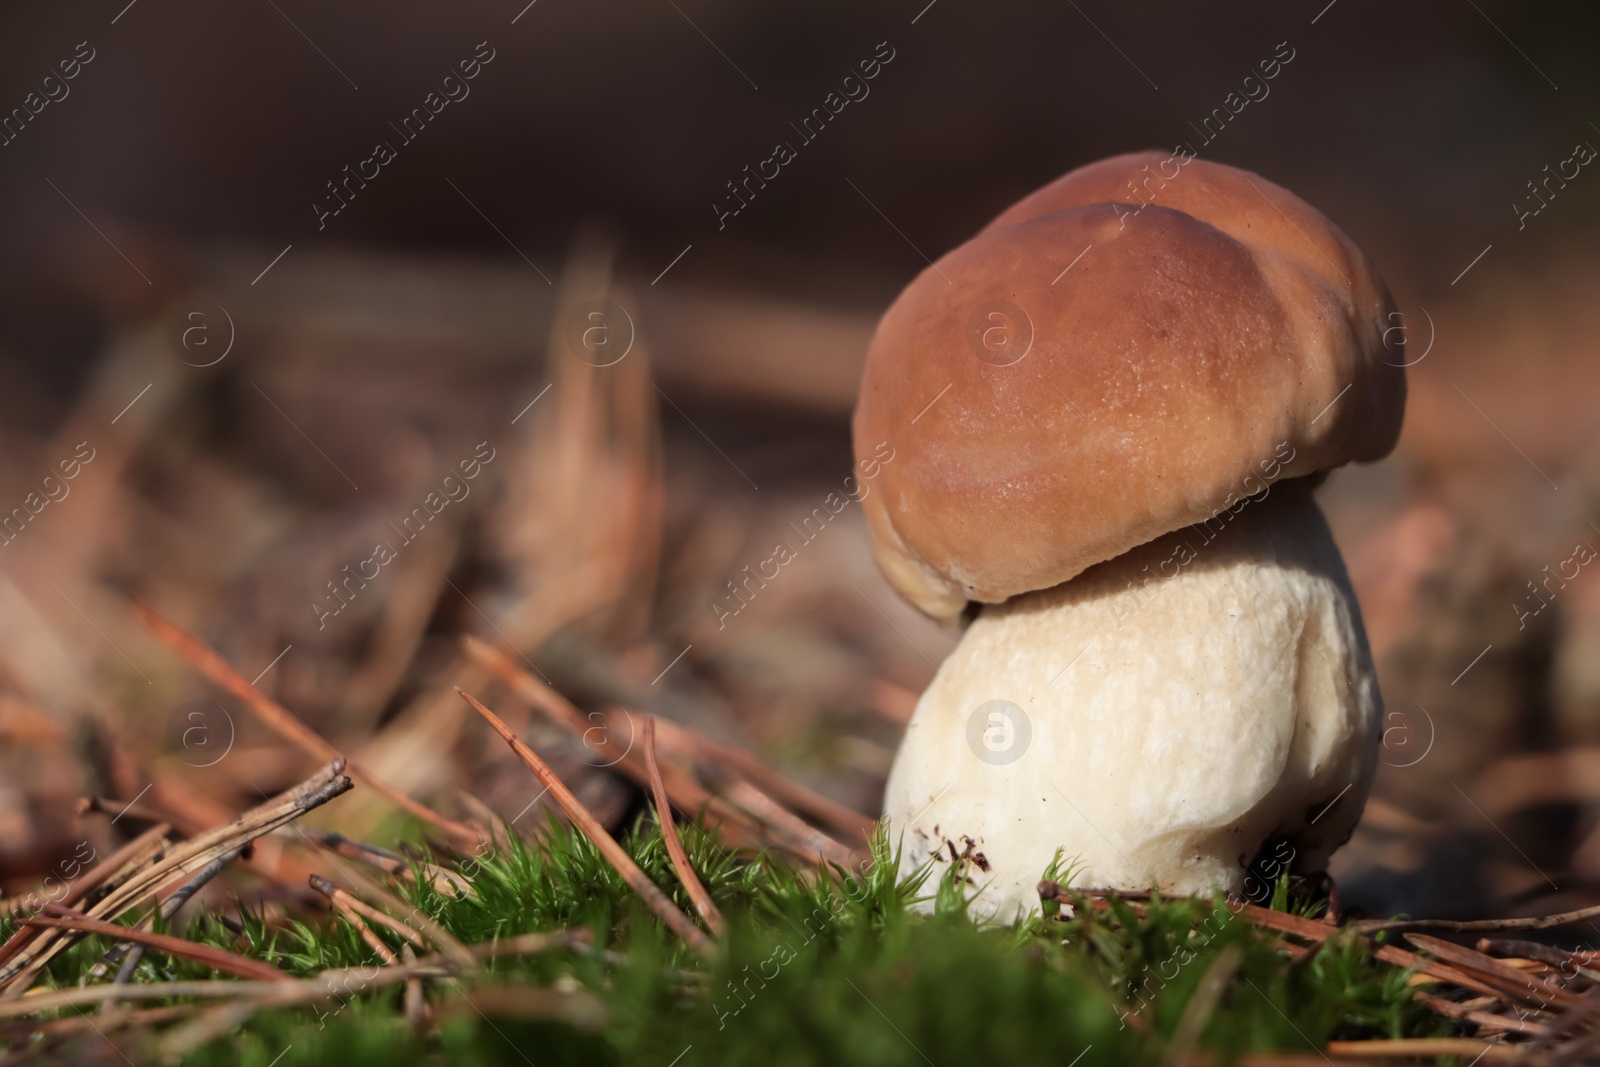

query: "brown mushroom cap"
left=852, top=150, right=1406, bottom=622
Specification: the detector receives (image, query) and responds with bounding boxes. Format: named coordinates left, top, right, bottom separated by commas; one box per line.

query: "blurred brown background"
left=0, top=0, right=1598, bottom=923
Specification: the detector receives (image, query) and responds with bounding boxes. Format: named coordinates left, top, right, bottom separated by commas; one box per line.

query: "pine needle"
left=457, top=688, right=716, bottom=959
left=135, top=602, right=483, bottom=850
left=644, top=716, right=724, bottom=936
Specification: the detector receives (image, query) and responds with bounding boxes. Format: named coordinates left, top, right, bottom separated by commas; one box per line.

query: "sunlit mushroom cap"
left=852, top=150, right=1406, bottom=622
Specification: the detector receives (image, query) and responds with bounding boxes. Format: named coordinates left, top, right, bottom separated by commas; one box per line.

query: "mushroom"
left=852, top=151, right=1405, bottom=920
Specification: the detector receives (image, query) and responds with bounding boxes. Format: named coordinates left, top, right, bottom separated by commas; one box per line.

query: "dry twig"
left=458, top=688, right=716, bottom=959
left=1405, top=933, right=1577, bottom=1008
left=310, top=873, right=425, bottom=952
left=0, top=821, right=172, bottom=965
left=1412, top=991, right=1551, bottom=1036
left=304, top=830, right=472, bottom=898
left=463, top=633, right=869, bottom=852
left=1350, top=903, right=1600, bottom=936
left=1324, top=1038, right=1521, bottom=1062
left=0, top=761, right=350, bottom=997
left=643, top=716, right=724, bottom=936
left=705, top=768, right=859, bottom=868
left=136, top=603, right=482, bottom=850
left=24, top=905, right=288, bottom=983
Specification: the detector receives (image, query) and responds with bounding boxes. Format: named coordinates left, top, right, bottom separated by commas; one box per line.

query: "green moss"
left=3, top=822, right=1450, bottom=1066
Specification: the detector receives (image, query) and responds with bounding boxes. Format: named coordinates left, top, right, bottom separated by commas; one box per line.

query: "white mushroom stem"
left=883, top=478, right=1381, bottom=921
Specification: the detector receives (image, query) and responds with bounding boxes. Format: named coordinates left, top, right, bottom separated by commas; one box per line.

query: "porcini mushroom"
left=853, top=151, right=1405, bottom=920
